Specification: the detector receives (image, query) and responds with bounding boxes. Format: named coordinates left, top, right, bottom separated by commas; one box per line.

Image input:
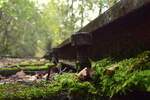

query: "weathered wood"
left=79, top=0, right=150, bottom=32
left=53, top=0, right=150, bottom=61
left=71, top=32, right=92, bottom=69
left=71, top=32, right=92, bottom=46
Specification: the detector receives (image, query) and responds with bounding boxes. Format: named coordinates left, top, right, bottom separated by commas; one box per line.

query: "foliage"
left=0, top=0, right=51, bottom=57
left=33, top=0, right=119, bottom=47
left=0, top=0, right=119, bottom=56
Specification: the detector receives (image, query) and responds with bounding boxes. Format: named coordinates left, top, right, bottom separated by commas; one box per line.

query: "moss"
left=0, top=51, right=149, bottom=99
left=93, top=51, right=150, bottom=97
left=0, top=65, right=49, bottom=76
left=0, top=73, right=97, bottom=100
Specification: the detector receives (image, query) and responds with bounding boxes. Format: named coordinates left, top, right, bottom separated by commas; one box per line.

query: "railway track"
left=50, top=0, right=150, bottom=68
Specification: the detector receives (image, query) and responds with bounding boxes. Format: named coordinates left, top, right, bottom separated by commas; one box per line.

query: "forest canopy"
left=0, top=0, right=119, bottom=57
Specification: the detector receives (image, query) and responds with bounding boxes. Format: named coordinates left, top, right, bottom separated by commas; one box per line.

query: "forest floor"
left=0, top=51, right=149, bottom=100
left=0, top=58, right=50, bottom=84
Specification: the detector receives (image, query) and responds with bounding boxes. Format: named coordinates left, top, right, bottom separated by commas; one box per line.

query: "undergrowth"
left=0, top=51, right=149, bottom=100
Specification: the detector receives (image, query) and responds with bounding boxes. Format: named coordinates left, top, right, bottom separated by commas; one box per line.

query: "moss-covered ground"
left=0, top=61, right=53, bottom=76
left=0, top=51, right=149, bottom=100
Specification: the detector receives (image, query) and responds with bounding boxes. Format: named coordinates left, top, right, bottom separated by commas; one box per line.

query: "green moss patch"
left=0, top=73, right=97, bottom=100
left=0, top=51, right=149, bottom=99
left=93, top=51, right=150, bottom=97
left=0, top=64, right=52, bottom=76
